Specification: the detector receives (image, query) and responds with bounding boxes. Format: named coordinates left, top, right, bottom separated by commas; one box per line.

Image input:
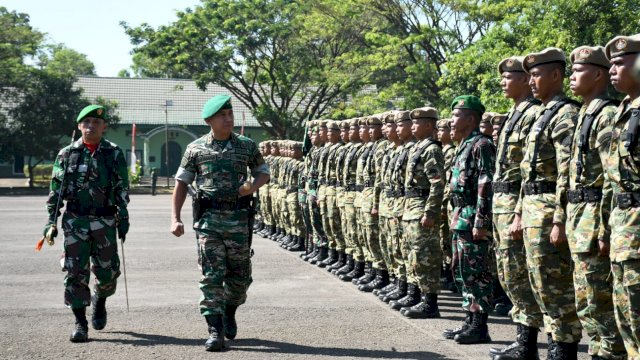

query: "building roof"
left=75, top=76, right=261, bottom=127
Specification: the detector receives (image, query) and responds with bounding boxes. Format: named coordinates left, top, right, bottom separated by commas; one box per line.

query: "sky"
left=4, top=0, right=200, bottom=77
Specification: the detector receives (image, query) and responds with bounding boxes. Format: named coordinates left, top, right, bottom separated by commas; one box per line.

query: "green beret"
left=605, top=34, right=640, bottom=60
left=570, top=45, right=610, bottom=69
left=450, top=95, right=485, bottom=116
left=201, top=94, right=232, bottom=119
left=77, top=105, right=106, bottom=123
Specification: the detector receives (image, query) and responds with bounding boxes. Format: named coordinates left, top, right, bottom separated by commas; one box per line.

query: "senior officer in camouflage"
left=399, top=107, right=446, bottom=319
left=516, top=48, right=582, bottom=359
left=45, top=105, right=130, bottom=343
left=171, top=94, right=270, bottom=352
left=441, top=95, right=496, bottom=345
left=488, top=56, right=545, bottom=360
left=604, top=34, right=640, bottom=359
left=566, top=45, right=627, bottom=360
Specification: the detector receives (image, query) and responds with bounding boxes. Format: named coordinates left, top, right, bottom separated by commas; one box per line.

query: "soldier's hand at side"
left=421, top=215, right=435, bottom=228
left=371, top=209, right=378, bottom=216
left=597, top=239, right=610, bottom=257
left=550, top=223, right=567, bottom=247
left=473, top=227, right=489, bottom=241
left=238, top=182, right=254, bottom=197
left=509, top=214, right=523, bottom=240
left=171, top=221, right=185, bottom=237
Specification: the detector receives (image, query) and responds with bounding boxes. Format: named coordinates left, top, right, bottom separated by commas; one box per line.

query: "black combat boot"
left=390, top=283, right=421, bottom=311
left=269, top=227, right=280, bottom=240
left=70, top=307, right=89, bottom=342
left=382, top=279, right=407, bottom=302
left=443, top=311, right=472, bottom=339
left=223, top=304, right=238, bottom=340
left=359, top=269, right=389, bottom=292
left=257, top=223, right=267, bottom=236
left=302, top=244, right=318, bottom=261
left=402, top=293, right=440, bottom=319
left=318, top=248, right=338, bottom=268
left=91, top=294, right=107, bottom=330
left=550, top=340, right=578, bottom=360
left=265, top=225, right=276, bottom=237
left=374, top=276, right=397, bottom=296
left=493, top=325, right=540, bottom=360
left=288, top=236, right=305, bottom=252
left=327, top=251, right=345, bottom=271
left=280, top=234, right=294, bottom=248
left=339, top=261, right=365, bottom=282
left=454, top=311, right=491, bottom=344
left=333, top=254, right=354, bottom=275
left=204, top=314, right=225, bottom=351
left=490, top=323, right=524, bottom=355
left=276, top=229, right=287, bottom=241
left=352, top=262, right=374, bottom=285
left=309, top=246, right=328, bottom=265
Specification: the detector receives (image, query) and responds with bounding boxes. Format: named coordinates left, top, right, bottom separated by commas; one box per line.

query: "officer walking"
left=45, top=105, right=130, bottom=342
left=170, top=94, right=270, bottom=351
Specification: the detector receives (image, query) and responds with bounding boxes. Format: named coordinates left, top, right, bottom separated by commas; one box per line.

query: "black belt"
left=568, top=188, right=603, bottom=204
left=201, top=196, right=251, bottom=211
left=66, top=203, right=116, bottom=216
left=355, top=185, right=365, bottom=191
left=615, top=192, right=640, bottom=209
left=328, top=179, right=338, bottom=187
left=286, top=187, right=297, bottom=194
left=345, top=184, right=357, bottom=191
left=450, top=194, right=474, bottom=208
left=385, top=189, right=404, bottom=197
left=319, top=179, right=327, bottom=185
left=363, top=180, right=373, bottom=187
left=404, top=188, right=429, bottom=198
left=493, top=181, right=521, bottom=194
left=523, top=181, right=556, bottom=195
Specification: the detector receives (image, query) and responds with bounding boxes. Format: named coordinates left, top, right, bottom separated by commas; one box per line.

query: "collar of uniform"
left=207, top=131, right=238, bottom=148
left=584, top=95, right=612, bottom=115
left=543, top=94, right=569, bottom=110
left=515, top=96, right=538, bottom=112
left=71, top=138, right=111, bottom=151
left=462, top=129, right=481, bottom=144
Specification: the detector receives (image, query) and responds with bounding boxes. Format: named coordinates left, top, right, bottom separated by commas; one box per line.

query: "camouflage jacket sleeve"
left=423, top=144, right=445, bottom=218
left=442, top=145, right=455, bottom=204
left=474, top=138, right=496, bottom=229
left=551, top=107, right=578, bottom=224
left=113, top=145, right=130, bottom=212
left=46, top=148, right=68, bottom=222
left=595, top=107, right=617, bottom=242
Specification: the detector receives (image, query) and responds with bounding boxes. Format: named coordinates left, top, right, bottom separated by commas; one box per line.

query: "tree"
left=38, top=44, right=96, bottom=77
left=123, top=0, right=381, bottom=138
left=0, top=6, right=43, bottom=89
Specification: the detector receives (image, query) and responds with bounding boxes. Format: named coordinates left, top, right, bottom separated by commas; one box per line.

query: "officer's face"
left=341, top=128, right=349, bottom=142
left=77, top=117, right=107, bottom=144
left=272, top=146, right=280, bottom=156
left=437, top=126, right=451, bottom=143
left=450, top=109, right=475, bottom=141
left=369, top=124, right=382, bottom=140
left=479, top=122, right=492, bottom=137
left=206, top=109, right=234, bottom=136
left=492, top=124, right=501, bottom=143
left=396, top=121, right=412, bottom=141
left=501, top=71, right=530, bottom=99
left=359, top=124, right=370, bottom=142
left=528, top=64, right=561, bottom=101
left=609, top=54, right=639, bottom=94
left=263, top=146, right=271, bottom=155
left=411, top=119, right=429, bottom=139
left=319, top=127, right=328, bottom=141
left=570, top=63, right=604, bottom=97
left=387, top=123, right=398, bottom=141
left=328, top=128, right=340, bottom=143
left=349, top=126, right=360, bottom=141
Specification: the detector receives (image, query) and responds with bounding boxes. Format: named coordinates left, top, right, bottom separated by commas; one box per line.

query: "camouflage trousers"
left=440, top=204, right=452, bottom=264
left=62, top=213, right=120, bottom=309
left=403, top=220, right=441, bottom=294
left=378, top=216, right=394, bottom=274
left=571, top=253, right=626, bottom=358
left=277, top=188, right=288, bottom=230
left=524, top=227, right=582, bottom=343
left=452, top=231, right=493, bottom=312
left=360, top=208, right=384, bottom=269
left=268, top=185, right=280, bottom=227
left=308, top=195, right=326, bottom=247
left=337, top=188, right=351, bottom=255
left=344, top=199, right=363, bottom=261
left=299, top=199, right=312, bottom=243
left=493, top=213, right=543, bottom=328
left=611, top=259, right=640, bottom=359
left=355, top=206, right=371, bottom=263
left=260, top=184, right=273, bottom=226
left=325, top=193, right=344, bottom=251
left=286, top=192, right=304, bottom=237
left=197, top=211, right=253, bottom=316
left=389, top=216, right=407, bottom=280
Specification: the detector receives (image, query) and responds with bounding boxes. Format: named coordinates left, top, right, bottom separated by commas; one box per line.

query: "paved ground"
left=0, top=195, right=590, bottom=359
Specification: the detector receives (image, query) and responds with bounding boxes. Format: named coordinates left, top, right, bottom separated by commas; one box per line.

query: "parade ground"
left=0, top=195, right=590, bottom=360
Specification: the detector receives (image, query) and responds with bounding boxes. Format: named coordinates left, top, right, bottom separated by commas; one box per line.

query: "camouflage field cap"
left=450, top=95, right=485, bottom=116
left=349, top=118, right=360, bottom=127
left=318, top=120, right=328, bottom=128
left=437, top=118, right=451, bottom=129
left=570, top=46, right=610, bottom=68
left=394, top=110, right=411, bottom=124
left=410, top=107, right=439, bottom=121
left=77, top=105, right=106, bottom=123
left=482, top=112, right=506, bottom=126
left=498, top=56, right=526, bottom=73
left=339, top=120, right=351, bottom=130
left=367, top=114, right=383, bottom=126
left=605, top=34, right=640, bottom=60
left=523, top=48, right=566, bottom=74
left=292, top=141, right=302, bottom=150
left=327, top=120, right=340, bottom=130
left=358, top=117, right=369, bottom=126
left=202, top=94, right=232, bottom=119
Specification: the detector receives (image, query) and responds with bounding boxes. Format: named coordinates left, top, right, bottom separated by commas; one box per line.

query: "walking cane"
left=120, top=237, right=130, bottom=312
